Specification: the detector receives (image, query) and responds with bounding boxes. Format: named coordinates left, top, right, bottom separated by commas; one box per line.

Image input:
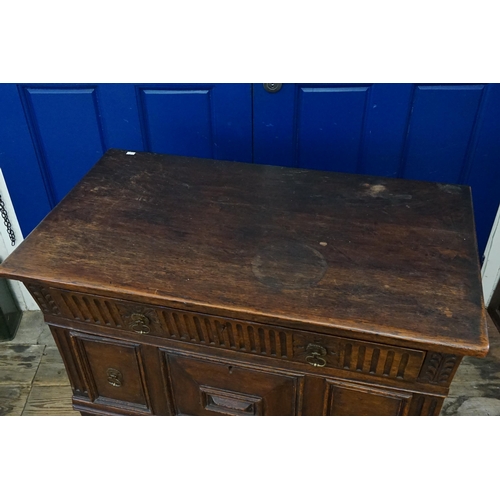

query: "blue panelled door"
left=0, top=83, right=252, bottom=237
left=0, top=83, right=499, bottom=255
left=253, top=83, right=500, bottom=255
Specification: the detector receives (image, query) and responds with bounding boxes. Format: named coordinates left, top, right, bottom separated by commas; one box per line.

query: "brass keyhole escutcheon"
left=107, top=368, right=123, bottom=387
left=129, top=313, right=150, bottom=334
left=305, top=343, right=327, bottom=367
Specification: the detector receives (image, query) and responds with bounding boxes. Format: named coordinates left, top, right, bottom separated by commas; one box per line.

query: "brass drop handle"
left=129, top=313, right=150, bottom=334
left=107, top=368, right=123, bottom=387
left=305, top=343, right=327, bottom=367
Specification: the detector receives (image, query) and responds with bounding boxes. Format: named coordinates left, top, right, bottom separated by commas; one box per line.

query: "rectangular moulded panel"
left=138, top=87, right=214, bottom=158
left=296, top=85, right=370, bottom=172
left=403, top=85, right=484, bottom=183
left=20, top=86, right=106, bottom=204
left=70, top=332, right=151, bottom=413
left=324, top=379, right=412, bottom=416
left=161, top=350, right=304, bottom=416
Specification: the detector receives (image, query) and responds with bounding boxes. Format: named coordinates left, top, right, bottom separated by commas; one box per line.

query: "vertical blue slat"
left=402, top=85, right=484, bottom=183
left=464, top=84, right=500, bottom=255
left=296, top=86, right=369, bottom=172
left=210, top=84, right=252, bottom=163
left=97, top=84, right=145, bottom=151
left=20, top=85, right=106, bottom=202
left=361, top=84, right=414, bottom=177
left=253, top=83, right=296, bottom=167
left=0, top=84, right=52, bottom=237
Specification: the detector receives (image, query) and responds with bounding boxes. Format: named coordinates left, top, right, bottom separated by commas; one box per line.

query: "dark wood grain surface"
left=0, top=149, right=488, bottom=356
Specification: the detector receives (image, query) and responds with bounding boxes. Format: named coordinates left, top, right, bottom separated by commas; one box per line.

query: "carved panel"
left=418, top=352, right=461, bottom=385
left=69, top=331, right=152, bottom=414
left=26, top=284, right=60, bottom=315
left=161, top=350, right=304, bottom=416
left=409, top=394, right=444, bottom=416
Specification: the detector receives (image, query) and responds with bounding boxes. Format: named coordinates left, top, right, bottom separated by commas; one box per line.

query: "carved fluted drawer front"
left=34, top=285, right=426, bottom=382
left=293, top=333, right=425, bottom=382
left=69, top=331, right=152, bottom=414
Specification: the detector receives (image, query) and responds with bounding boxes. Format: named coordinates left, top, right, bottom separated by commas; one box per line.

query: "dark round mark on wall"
left=252, top=242, right=327, bottom=290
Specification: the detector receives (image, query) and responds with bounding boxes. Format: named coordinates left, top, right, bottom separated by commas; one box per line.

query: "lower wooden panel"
left=161, top=350, right=305, bottom=416
left=323, top=379, right=412, bottom=416
left=70, top=331, right=152, bottom=414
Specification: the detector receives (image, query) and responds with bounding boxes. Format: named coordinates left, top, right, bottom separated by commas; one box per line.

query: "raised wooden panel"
left=70, top=332, right=151, bottom=413
left=403, top=85, right=485, bottom=183
left=324, top=379, right=412, bottom=416
left=297, top=85, right=370, bottom=172
left=161, top=351, right=304, bottom=416
left=18, top=85, right=106, bottom=204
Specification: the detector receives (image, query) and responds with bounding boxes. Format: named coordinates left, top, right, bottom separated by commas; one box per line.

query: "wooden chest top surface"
left=0, top=149, right=488, bottom=355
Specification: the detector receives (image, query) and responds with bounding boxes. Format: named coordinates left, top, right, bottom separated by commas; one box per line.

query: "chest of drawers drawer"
left=32, top=284, right=425, bottom=384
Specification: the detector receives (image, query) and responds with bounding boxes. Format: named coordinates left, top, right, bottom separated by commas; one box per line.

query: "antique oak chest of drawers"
left=0, top=150, right=489, bottom=415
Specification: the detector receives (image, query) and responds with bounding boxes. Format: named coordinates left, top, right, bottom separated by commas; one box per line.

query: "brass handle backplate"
left=305, top=343, right=327, bottom=367
left=129, top=313, right=150, bottom=334
left=107, top=368, right=123, bottom=387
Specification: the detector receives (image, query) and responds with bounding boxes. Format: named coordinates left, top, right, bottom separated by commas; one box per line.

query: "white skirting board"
left=482, top=204, right=500, bottom=308
left=0, top=169, right=39, bottom=311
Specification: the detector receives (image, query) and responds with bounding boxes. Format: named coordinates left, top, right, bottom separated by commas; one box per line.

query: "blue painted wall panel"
left=20, top=85, right=105, bottom=203
left=253, top=83, right=297, bottom=167
left=138, top=87, right=214, bottom=158
left=402, top=85, right=484, bottom=183
left=0, top=85, right=52, bottom=236
left=297, top=86, right=370, bottom=172
left=97, top=84, right=145, bottom=151
left=362, top=84, right=414, bottom=177
left=464, top=84, right=500, bottom=255
left=137, top=84, right=252, bottom=162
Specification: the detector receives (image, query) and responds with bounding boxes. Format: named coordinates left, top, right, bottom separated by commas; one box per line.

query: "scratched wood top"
left=0, top=150, right=488, bottom=355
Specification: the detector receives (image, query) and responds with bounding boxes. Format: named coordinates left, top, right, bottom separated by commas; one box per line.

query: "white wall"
left=0, top=169, right=39, bottom=311
left=482, top=204, right=500, bottom=307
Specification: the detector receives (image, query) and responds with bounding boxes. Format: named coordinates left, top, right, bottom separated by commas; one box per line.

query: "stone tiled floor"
left=1, top=311, right=499, bottom=416
left=0, top=311, right=78, bottom=416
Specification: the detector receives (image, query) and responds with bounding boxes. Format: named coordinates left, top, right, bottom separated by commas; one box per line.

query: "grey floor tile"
left=0, top=385, right=31, bottom=416
left=0, top=344, right=45, bottom=386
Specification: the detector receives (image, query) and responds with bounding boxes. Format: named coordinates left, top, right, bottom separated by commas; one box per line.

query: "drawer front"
left=70, top=331, right=152, bottom=414
left=161, top=350, right=304, bottom=416
left=34, top=285, right=425, bottom=382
